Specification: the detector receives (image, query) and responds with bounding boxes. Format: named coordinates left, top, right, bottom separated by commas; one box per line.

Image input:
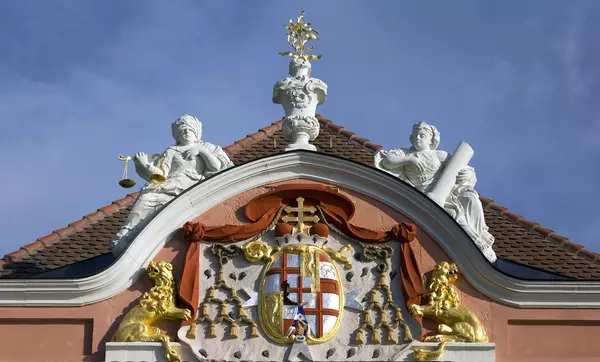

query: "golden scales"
left=117, top=153, right=166, bottom=188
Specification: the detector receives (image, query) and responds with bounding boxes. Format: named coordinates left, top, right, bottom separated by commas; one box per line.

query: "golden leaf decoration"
left=278, top=10, right=322, bottom=61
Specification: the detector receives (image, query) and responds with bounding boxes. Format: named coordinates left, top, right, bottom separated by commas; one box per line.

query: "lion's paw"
left=424, top=335, right=445, bottom=342
left=408, top=304, right=422, bottom=317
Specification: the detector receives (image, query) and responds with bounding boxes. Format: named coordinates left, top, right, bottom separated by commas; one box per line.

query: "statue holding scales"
left=111, top=114, right=233, bottom=255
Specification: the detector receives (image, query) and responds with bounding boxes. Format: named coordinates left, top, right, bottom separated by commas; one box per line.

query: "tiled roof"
left=1, top=115, right=599, bottom=280
left=223, top=116, right=378, bottom=166
left=0, top=194, right=137, bottom=278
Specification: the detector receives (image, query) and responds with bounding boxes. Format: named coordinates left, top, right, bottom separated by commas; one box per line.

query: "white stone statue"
left=273, top=58, right=327, bottom=151
left=110, top=114, right=234, bottom=255
left=374, top=121, right=497, bottom=262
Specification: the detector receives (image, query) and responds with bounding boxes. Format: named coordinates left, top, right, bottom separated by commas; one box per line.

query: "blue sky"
left=1, top=1, right=599, bottom=257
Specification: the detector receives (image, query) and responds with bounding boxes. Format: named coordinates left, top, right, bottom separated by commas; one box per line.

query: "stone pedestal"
left=273, top=58, right=327, bottom=152
left=282, top=115, right=320, bottom=151
left=400, top=342, right=496, bottom=361
left=105, top=342, right=196, bottom=362
left=105, top=341, right=495, bottom=361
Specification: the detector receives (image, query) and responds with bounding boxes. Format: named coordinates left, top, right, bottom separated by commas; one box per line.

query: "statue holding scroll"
left=374, top=121, right=496, bottom=262
left=110, top=114, right=234, bottom=256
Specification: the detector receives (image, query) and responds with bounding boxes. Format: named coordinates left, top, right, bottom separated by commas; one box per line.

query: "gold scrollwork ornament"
left=242, top=240, right=279, bottom=262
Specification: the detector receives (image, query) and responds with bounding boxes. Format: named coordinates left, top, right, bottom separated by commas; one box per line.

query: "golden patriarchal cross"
left=282, top=197, right=320, bottom=234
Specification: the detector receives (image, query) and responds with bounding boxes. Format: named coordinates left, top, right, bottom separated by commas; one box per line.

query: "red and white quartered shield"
left=242, top=245, right=363, bottom=344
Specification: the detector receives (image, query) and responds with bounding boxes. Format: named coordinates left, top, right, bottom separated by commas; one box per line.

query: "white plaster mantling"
left=0, top=152, right=599, bottom=308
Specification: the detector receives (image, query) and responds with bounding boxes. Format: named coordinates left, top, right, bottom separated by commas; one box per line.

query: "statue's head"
left=172, top=114, right=202, bottom=145
left=409, top=121, right=440, bottom=151
left=289, top=58, right=311, bottom=77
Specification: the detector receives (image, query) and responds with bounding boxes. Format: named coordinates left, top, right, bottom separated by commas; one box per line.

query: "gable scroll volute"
left=173, top=183, right=436, bottom=361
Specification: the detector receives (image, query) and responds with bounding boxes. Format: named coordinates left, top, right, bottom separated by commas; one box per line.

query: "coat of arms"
left=177, top=185, right=425, bottom=361
left=254, top=244, right=343, bottom=343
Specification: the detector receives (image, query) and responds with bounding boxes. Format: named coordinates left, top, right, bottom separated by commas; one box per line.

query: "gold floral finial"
left=279, top=10, right=322, bottom=61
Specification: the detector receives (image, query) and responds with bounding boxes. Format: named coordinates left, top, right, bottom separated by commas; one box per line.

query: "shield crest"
left=259, top=245, right=343, bottom=344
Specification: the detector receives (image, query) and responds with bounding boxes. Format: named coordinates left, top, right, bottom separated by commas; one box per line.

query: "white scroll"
left=426, top=141, right=474, bottom=206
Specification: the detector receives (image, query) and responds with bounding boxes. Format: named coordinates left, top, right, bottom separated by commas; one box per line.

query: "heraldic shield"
left=259, top=244, right=343, bottom=344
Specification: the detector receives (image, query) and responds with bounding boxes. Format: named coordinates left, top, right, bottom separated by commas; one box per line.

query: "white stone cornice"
left=0, top=151, right=599, bottom=307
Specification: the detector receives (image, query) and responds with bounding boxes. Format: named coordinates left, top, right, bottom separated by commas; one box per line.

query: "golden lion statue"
left=113, top=261, right=192, bottom=362
left=408, top=261, right=488, bottom=361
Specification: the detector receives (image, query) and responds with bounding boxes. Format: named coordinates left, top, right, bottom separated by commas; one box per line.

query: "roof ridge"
left=223, top=119, right=284, bottom=155
left=315, top=115, right=384, bottom=152
left=480, top=196, right=600, bottom=264
left=0, top=192, right=139, bottom=266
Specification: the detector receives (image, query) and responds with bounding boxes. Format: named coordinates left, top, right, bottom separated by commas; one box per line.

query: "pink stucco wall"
left=1, top=180, right=599, bottom=362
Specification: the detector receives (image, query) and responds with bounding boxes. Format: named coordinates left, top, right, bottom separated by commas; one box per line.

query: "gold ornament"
left=408, top=261, right=489, bottom=361
left=243, top=240, right=279, bottom=262
left=281, top=197, right=320, bottom=235
left=279, top=10, right=323, bottom=61
left=386, top=326, right=398, bottom=344
left=186, top=321, right=197, bottom=339
left=230, top=323, right=239, bottom=338
left=117, top=153, right=166, bottom=188
left=251, top=324, right=259, bottom=338
left=354, top=328, right=365, bottom=345
left=323, top=244, right=353, bottom=269
left=112, top=261, right=192, bottom=362
left=208, top=323, right=217, bottom=338
left=372, top=328, right=381, bottom=345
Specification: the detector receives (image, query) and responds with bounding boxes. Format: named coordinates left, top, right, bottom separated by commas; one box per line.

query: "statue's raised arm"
left=374, top=121, right=496, bottom=263
left=110, top=114, right=234, bottom=256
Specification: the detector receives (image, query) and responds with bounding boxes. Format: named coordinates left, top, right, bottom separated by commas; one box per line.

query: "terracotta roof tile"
left=53, top=225, right=77, bottom=237
left=20, top=241, right=44, bottom=253
left=247, top=131, right=267, bottom=140
left=69, top=219, right=88, bottom=231
left=4, top=250, right=28, bottom=262
left=577, top=249, right=600, bottom=262
left=37, top=233, right=60, bottom=246
left=99, top=203, right=120, bottom=214
left=1, top=115, right=599, bottom=280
